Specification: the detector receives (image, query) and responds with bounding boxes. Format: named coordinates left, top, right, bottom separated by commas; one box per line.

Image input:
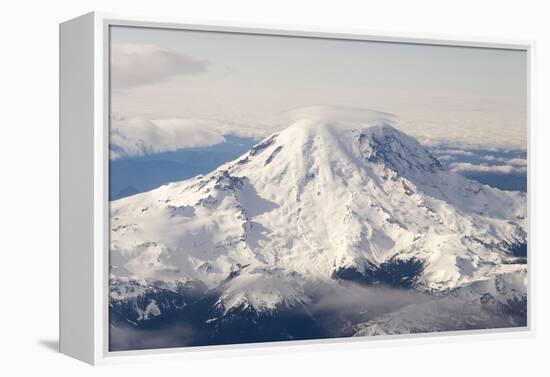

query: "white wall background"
left=1, top=0, right=548, bottom=375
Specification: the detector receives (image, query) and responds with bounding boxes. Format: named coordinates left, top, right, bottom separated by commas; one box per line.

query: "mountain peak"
left=246, top=108, right=441, bottom=183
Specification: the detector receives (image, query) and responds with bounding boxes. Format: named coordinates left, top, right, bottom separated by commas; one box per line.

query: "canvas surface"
left=107, top=25, right=528, bottom=351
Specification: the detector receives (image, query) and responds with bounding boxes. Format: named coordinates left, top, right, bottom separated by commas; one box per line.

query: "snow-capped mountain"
left=109, top=106, right=527, bottom=348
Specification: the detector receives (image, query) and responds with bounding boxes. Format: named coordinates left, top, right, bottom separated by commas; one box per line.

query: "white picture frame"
left=59, top=11, right=535, bottom=365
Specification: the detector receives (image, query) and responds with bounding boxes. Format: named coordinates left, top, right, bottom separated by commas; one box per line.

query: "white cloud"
left=449, top=162, right=526, bottom=174
left=432, top=148, right=475, bottom=157
left=507, top=158, right=527, bottom=166
left=111, top=44, right=208, bottom=89
left=435, top=154, right=454, bottom=161
left=110, top=116, right=225, bottom=159
left=481, top=155, right=498, bottom=161
left=480, top=155, right=527, bottom=166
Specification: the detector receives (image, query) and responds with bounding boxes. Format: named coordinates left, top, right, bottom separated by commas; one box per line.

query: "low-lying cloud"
left=111, top=44, right=208, bottom=89
left=448, top=162, right=527, bottom=174
left=308, top=282, right=430, bottom=316
left=507, top=158, right=527, bottom=166
left=433, top=148, right=475, bottom=157
left=110, top=116, right=225, bottom=159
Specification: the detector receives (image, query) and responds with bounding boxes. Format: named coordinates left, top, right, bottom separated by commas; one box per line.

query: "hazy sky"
left=110, top=25, right=527, bottom=151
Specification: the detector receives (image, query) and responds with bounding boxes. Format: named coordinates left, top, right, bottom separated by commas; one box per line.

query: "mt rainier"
left=109, top=107, right=527, bottom=349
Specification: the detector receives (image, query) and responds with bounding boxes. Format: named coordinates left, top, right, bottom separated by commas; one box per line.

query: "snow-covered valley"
left=109, top=107, right=527, bottom=350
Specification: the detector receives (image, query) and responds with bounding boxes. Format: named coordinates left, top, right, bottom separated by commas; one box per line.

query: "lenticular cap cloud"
left=284, top=105, right=396, bottom=128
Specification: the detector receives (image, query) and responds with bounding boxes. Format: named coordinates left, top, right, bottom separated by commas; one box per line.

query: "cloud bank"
left=448, top=162, right=527, bottom=174
left=507, top=158, right=527, bottom=166
left=110, top=116, right=225, bottom=159
left=111, top=44, right=208, bottom=89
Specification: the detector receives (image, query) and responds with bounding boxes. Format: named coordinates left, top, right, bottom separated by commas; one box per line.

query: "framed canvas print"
left=59, top=12, right=533, bottom=365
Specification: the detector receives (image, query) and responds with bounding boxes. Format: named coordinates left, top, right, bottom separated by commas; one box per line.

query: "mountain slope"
left=353, top=268, right=528, bottom=336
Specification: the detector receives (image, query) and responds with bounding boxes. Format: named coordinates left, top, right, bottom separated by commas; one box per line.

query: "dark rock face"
left=110, top=288, right=187, bottom=325
left=109, top=286, right=328, bottom=351
left=264, top=145, right=283, bottom=165
left=332, top=257, right=425, bottom=288
left=361, top=127, right=442, bottom=174
left=248, top=134, right=277, bottom=156
left=508, top=239, right=528, bottom=258
left=203, top=304, right=328, bottom=346
left=500, top=296, right=528, bottom=327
